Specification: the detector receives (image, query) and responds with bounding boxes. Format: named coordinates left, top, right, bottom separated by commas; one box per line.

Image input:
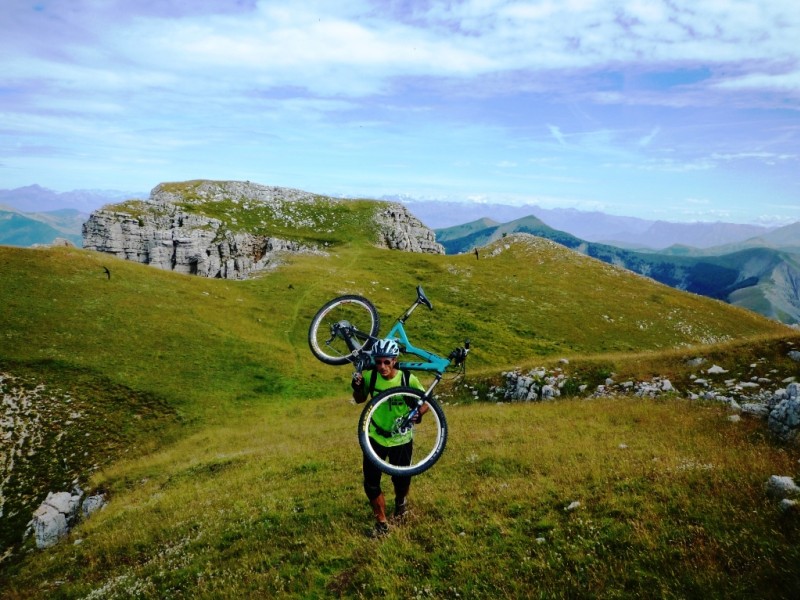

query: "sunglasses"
left=375, top=358, right=395, bottom=366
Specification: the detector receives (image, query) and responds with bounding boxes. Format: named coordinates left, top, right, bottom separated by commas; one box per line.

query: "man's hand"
left=412, top=402, right=429, bottom=423
left=351, top=372, right=364, bottom=389
left=352, top=372, right=367, bottom=404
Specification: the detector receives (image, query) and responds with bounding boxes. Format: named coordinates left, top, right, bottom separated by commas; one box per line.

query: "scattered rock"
left=32, top=490, right=82, bottom=549
left=496, top=369, right=564, bottom=402
left=765, top=475, right=800, bottom=499
left=30, top=489, right=106, bottom=550
left=82, top=494, right=107, bottom=518
left=541, top=385, right=557, bottom=400
left=768, top=384, right=800, bottom=441
left=491, top=362, right=800, bottom=443
left=741, top=403, right=770, bottom=418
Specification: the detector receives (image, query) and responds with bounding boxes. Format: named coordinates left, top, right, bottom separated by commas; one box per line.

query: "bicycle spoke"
left=308, top=295, right=379, bottom=365
left=358, top=388, right=447, bottom=477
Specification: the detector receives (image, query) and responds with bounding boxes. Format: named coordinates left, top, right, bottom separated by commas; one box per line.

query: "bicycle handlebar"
left=448, top=338, right=470, bottom=366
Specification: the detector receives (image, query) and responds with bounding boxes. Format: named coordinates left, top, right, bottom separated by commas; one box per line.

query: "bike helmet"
left=372, top=338, right=400, bottom=358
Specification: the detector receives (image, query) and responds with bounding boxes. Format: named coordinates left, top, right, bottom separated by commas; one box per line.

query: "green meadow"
left=2, top=230, right=800, bottom=599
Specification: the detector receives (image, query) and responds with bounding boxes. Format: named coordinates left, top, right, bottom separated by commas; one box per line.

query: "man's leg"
left=364, top=438, right=390, bottom=533
left=388, top=441, right=413, bottom=519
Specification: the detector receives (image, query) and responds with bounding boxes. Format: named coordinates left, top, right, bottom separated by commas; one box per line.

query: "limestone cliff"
left=373, top=204, right=445, bottom=254
left=82, top=180, right=443, bottom=279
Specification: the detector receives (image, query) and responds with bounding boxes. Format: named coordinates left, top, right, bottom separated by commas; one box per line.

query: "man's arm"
left=352, top=372, right=367, bottom=404
left=409, top=373, right=429, bottom=417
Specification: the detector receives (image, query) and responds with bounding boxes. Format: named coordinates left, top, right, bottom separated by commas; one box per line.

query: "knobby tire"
left=357, top=386, right=447, bottom=477
left=308, top=295, right=380, bottom=365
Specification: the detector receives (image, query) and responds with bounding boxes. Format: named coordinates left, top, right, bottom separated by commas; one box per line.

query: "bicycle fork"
left=396, top=373, right=442, bottom=433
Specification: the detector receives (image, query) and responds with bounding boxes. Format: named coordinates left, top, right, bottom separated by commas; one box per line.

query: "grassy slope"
left=438, top=220, right=800, bottom=325
left=1, top=234, right=800, bottom=598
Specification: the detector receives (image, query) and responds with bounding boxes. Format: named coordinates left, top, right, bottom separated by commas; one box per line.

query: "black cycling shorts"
left=363, top=437, right=413, bottom=499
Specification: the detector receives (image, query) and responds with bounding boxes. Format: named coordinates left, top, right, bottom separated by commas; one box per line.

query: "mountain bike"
left=308, top=286, right=469, bottom=476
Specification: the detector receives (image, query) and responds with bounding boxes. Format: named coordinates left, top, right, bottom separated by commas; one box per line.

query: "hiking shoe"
left=370, top=521, right=390, bottom=538
left=393, top=499, right=408, bottom=522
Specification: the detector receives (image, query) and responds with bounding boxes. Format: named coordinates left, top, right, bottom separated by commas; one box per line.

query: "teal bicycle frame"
left=368, top=286, right=467, bottom=397
left=390, top=321, right=451, bottom=375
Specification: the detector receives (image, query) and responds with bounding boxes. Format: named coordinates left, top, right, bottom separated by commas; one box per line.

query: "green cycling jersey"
left=362, top=369, right=425, bottom=447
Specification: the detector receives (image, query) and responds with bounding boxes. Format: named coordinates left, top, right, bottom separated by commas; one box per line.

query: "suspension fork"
left=423, top=373, right=443, bottom=398
left=399, top=373, right=442, bottom=429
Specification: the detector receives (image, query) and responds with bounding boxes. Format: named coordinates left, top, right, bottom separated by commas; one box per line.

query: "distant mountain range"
left=436, top=215, right=800, bottom=325
left=396, top=198, right=778, bottom=251
left=0, top=207, right=86, bottom=247
left=0, top=185, right=146, bottom=247
left=0, top=185, right=789, bottom=253
left=655, top=222, right=800, bottom=257
left=0, top=185, right=145, bottom=213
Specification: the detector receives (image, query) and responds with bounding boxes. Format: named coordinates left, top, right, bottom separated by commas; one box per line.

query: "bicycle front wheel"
left=358, top=386, right=448, bottom=477
left=308, top=295, right=380, bottom=365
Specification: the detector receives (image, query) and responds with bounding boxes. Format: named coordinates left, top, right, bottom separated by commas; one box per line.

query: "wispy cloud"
left=638, top=127, right=660, bottom=148
left=710, top=151, right=796, bottom=163
left=1, top=0, right=798, bottom=224
left=547, top=125, right=567, bottom=146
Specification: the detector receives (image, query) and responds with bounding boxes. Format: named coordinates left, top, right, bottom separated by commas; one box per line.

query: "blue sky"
left=1, top=0, right=799, bottom=225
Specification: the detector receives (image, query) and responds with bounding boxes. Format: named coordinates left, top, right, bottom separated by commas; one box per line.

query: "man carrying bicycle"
left=352, top=338, right=427, bottom=536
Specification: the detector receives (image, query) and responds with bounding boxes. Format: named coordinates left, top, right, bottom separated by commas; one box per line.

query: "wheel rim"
left=362, top=390, right=445, bottom=475
left=310, top=298, right=377, bottom=361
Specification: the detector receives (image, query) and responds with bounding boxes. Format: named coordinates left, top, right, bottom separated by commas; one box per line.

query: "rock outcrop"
left=486, top=350, right=800, bottom=443
left=374, top=205, right=444, bottom=254
left=82, top=207, right=314, bottom=279
left=768, top=382, right=800, bottom=441
left=29, top=488, right=106, bottom=549
left=83, top=180, right=443, bottom=279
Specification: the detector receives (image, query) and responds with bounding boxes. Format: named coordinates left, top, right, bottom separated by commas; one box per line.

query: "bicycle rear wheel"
left=358, top=387, right=447, bottom=477
left=308, top=295, right=380, bottom=365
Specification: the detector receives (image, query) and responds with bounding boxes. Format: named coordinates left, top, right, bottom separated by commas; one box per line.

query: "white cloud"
left=638, top=127, right=660, bottom=147
left=6, top=0, right=800, bottom=101
left=713, top=70, right=800, bottom=94
left=711, top=151, right=796, bottom=163
left=2, top=0, right=799, bottom=224
left=605, top=158, right=716, bottom=173
left=674, top=206, right=733, bottom=220
left=547, top=125, right=566, bottom=146
left=755, top=214, right=799, bottom=226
